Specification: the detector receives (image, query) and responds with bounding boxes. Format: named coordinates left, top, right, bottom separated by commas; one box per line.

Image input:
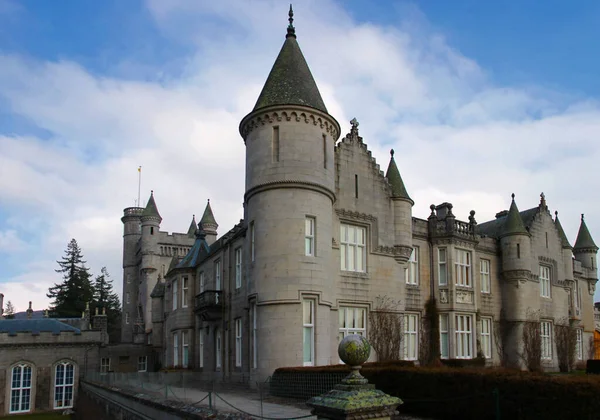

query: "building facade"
left=121, top=10, right=599, bottom=382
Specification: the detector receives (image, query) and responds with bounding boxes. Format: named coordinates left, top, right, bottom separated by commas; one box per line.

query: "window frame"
left=100, top=358, right=110, bottom=374
left=438, top=248, right=448, bottom=286
left=340, top=223, right=367, bottom=273
left=235, top=318, right=243, bottom=367
left=576, top=328, right=584, bottom=360
left=455, top=314, right=473, bottom=359
left=439, top=314, right=449, bottom=359
left=173, top=333, right=179, bottom=367
left=53, top=361, right=74, bottom=410
left=216, top=329, right=222, bottom=369
left=405, top=247, right=419, bottom=285
left=540, top=265, right=551, bottom=298
left=235, top=248, right=242, bottom=289
left=403, top=313, right=419, bottom=361
left=182, top=331, right=189, bottom=368
left=480, top=259, right=491, bottom=294
left=305, top=216, right=316, bottom=257
left=172, top=278, right=179, bottom=310
left=338, top=307, right=367, bottom=339
left=215, top=260, right=221, bottom=291
left=198, top=330, right=204, bottom=368
left=137, top=356, right=147, bottom=372
left=454, top=249, right=472, bottom=287
left=540, top=321, right=552, bottom=360
left=9, top=363, right=33, bottom=414
left=199, top=272, right=205, bottom=294
left=181, top=276, right=189, bottom=308
left=481, top=317, right=492, bottom=358
left=303, top=299, right=315, bottom=366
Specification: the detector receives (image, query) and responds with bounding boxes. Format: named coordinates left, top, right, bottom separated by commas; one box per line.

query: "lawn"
left=0, top=413, right=70, bottom=419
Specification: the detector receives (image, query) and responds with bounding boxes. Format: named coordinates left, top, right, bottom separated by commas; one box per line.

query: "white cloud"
left=2, top=0, right=600, bottom=311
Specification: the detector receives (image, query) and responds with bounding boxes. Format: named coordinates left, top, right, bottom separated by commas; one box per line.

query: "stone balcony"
left=194, top=290, right=224, bottom=320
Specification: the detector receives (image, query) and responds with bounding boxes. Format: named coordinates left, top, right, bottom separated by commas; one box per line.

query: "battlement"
left=123, top=207, right=144, bottom=217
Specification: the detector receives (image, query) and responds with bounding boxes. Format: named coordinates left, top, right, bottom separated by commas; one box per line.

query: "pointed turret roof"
left=554, top=211, right=572, bottom=249
left=253, top=6, right=327, bottom=113
left=200, top=200, right=218, bottom=228
left=574, top=214, right=598, bottom=251
left=177, top=225, right=210, bottom=269
left=142, top=191, right=162, bottom=220
left=500, top=194, right=528, bottom=237
left=385, top=149, right=412, bottom=203
left=187, top=215, right=197, bottom=237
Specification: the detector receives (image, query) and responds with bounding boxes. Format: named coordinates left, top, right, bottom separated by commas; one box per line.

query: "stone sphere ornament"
left=338, top=334, right=371, bottom=367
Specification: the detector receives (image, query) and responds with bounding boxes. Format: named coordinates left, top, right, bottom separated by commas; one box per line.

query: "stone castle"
left=120, top=9, right=598, bottom=382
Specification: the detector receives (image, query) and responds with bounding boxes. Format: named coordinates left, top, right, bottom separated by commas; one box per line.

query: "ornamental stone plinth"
left=306, top=335, right=403, bottom=420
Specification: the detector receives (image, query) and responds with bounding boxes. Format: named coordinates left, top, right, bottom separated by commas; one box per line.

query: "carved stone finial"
left=511, top=193, right=515, bottom=200
left=286, top=4, right=296, bottom=38
left=350, top=117, right=359, bottom=128
left=390, top=149, right=395, bottom=158
left=540, top=192, right=547, bottom=208
left=430, top=204, right=436, bottom=215
left=555, top=210, right=558, bottom=218
left=582, top=213, right=585, bottom=221
left=469, top=210, right=477, bottom=225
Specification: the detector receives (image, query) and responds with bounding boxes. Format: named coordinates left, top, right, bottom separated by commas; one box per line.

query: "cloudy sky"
left=1, top=0, right=600, bottom=312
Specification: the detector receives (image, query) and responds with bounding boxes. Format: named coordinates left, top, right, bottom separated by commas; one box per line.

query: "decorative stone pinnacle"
left=555, top=210, right=559, bottom=217
left=582, top=213, right=585, bottom=221
left=540, top=192, right=547, bottom=208
left=511, top=193, right=515, bottom=200
left=286, top=4, right=296, bottom=38
left=350, top=117, right=359, bottom=128
left=430, top=204, right=436, bottom=216
left=390, top=148, right=395, bottom=158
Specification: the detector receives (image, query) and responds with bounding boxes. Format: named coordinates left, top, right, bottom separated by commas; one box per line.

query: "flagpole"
left=137, top=166, right=142, bottom=208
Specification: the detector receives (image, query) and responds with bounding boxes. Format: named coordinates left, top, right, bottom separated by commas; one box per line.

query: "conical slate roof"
left=187, top=215, right=197, bottom=237
left=253, top=9, right=327, bottom=113
left=177, top=227, right=210, bottom=269
left=385, top=149, right=412, bottom=202
left=142, top=191, right=161, bottom=219
left=574, top=214, right=598, bottom=251
left=554, top=212, right=572, bottom=249
left=501, top=194, right=528, bottom=237
left=200, top=200, right=218, bottom=228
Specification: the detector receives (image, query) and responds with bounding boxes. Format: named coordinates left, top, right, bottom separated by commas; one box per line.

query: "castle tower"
left=200, top=200, right=218, bottom=245
left=238, top=7, right=340, bottom=379
left=499, top=194, right=531, bottom=366
left=385, top=149, right=414, bottom=264
left=187, top=214, right=197, bottom=238
left=121, top=202, right=143, bottom=342
left=573, top=214, right=599, bottom=272
left=554, top=211, right=575, bottom=285
left=139, top=191, right=162, bottom=337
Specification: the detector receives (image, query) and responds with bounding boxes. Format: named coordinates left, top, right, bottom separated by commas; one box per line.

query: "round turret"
left=573, top=214, right=599, bottom=272
left=499, top=194, right=531, bottom=274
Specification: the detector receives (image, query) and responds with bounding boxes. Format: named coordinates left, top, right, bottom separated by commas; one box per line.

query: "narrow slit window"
left=323, top=134, right=327, bottom=169
left=272, top=126, right=280, bottom=162
left=517, top=243, right=520, bottom=259
left=355, top=174, right=359, bottom=198
left=545, top=232, right=548, bottom=248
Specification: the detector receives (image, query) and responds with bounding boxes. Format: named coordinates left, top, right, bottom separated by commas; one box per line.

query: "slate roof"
left=176, top=229, right=210, bottom=269
left=0, top=319, right=81, bottom=335
left=574, top=216, right=598, bottom=250
left=385, top=150, right=412, bottom=202
left=150, top=281, right=165, bottom=298
left=253, top=27, right=327, bottom=113
left=200, top=201, right=218, bottom=227
left=187, top=215, right=197, bottom=237
left=477, top=204, right=537, bottom=238
left=142, top=191, right=162, bottom=219
left=554, top=213, right=572, bottom=249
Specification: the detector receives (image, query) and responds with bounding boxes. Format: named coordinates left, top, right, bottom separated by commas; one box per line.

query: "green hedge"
left=273, top=364, right=600, bottom=420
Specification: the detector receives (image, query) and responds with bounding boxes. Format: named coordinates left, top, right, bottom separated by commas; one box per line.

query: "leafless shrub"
left=419, top=298, right=440, bottom=366
left=521, top=309, right=542, bottom=372
left=555, top=318, right=577, bottom=372
left=493, top=309, right=515, bottom=368
left=369, top=295, right=403, bottom=362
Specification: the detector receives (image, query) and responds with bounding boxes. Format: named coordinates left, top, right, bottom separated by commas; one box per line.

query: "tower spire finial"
left=287, top=4, right=296, bottom=38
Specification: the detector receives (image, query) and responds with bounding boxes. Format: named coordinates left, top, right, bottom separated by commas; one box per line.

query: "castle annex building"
left=120, top=9, right=598, bottom=382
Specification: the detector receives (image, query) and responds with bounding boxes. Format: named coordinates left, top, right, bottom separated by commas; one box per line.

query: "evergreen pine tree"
left=48, top=239, right=94, bottom=317
left=4, top=301, right=15, bottom=319
left=93, top=267, right=122, bottom=342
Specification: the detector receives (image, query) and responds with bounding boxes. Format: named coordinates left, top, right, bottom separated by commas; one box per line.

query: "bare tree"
left=4, top=301, right=15, bottom=319
left=521, top=309, right=542, bottom=372
left=493, top=309, right=514, bottom=368
left=588, top=335, right=597, bottom=361
left=369, top=295, right=403, bottom=362
left=555, top=317, right=577, bottom=372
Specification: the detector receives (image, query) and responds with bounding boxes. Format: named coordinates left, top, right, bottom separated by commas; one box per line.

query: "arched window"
left=54, top=362, right=75, bottom=409
left=10, top=363, right=33, bottom=413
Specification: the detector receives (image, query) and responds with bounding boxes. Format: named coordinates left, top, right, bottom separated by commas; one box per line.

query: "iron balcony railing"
left=194, top=290, right=224, bottom=313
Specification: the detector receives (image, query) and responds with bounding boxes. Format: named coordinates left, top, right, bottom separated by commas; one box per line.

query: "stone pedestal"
left=307, top=335, right=402, bottom=420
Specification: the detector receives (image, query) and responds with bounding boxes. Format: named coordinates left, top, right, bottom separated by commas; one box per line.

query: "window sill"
left=340, top=271, right=369, bottom=279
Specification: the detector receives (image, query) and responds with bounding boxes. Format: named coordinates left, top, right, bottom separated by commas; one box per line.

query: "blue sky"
left=1, top=0, right=600, bottom=311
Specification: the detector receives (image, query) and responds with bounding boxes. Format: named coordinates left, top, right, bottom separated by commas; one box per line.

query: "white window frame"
left=10, top=363, right=33, bottom=414
left=340, top=224, right=366, bottom=272
left=173, top=333, right=179, bottom=367
left=173, top=278, right=179, bottom=310
left=438, top=248, right=448, bottom=286
left=137, top=356, right=147, bottom=372
left=100, top=358, right=110, bottom=374
left=199, top=272, right=205, bottom=294
left=481, top=317, right=492, bottom=358
left=439, top=314, right=449, bottom=359
left=303, top=299, right=315, bottom=366
left=338, top=307, right=367, bottom=339
left=540, top=266, right=551, bottom=298
left=576, top=328, right=584, bottom=360
left=182, top=331, right=189, bottom=368
left=250, top=221, right=255, bottom=262
left=305, top=217, right=315, bottom=256
left=480, top=259, right=491, bottom=294
left=215, top=260, right=221, bottom=291
left=216, top=329, right=222, bottom=369
left=54, top=362, right=74, bottom=409
left=199, top=330, right=204, bottom=368
left=574, top=280, right=581, bottom=311
left=126, top=292, right=130, bottom=304
left=403, top=313, right=418, bottom=361
left=125, top=313, right=129, bottom=324
left=182, top=276, right=188, bottom=308
left=541, top=321, right=552, bottom=360
left=455, top=249, right=472, bottom=287
left=405, top=247, right=419, bottom=285
left=235, top=318, right=242, bottom=367
left=455, top=314, right=473, bottom=359
left=252, top=303, right=258, bottom=369
left=235, top=248, right=242, bottom=289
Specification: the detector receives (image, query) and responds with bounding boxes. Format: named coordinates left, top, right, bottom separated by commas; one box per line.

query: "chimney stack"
left=26, top=301, right=33, bottom=319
